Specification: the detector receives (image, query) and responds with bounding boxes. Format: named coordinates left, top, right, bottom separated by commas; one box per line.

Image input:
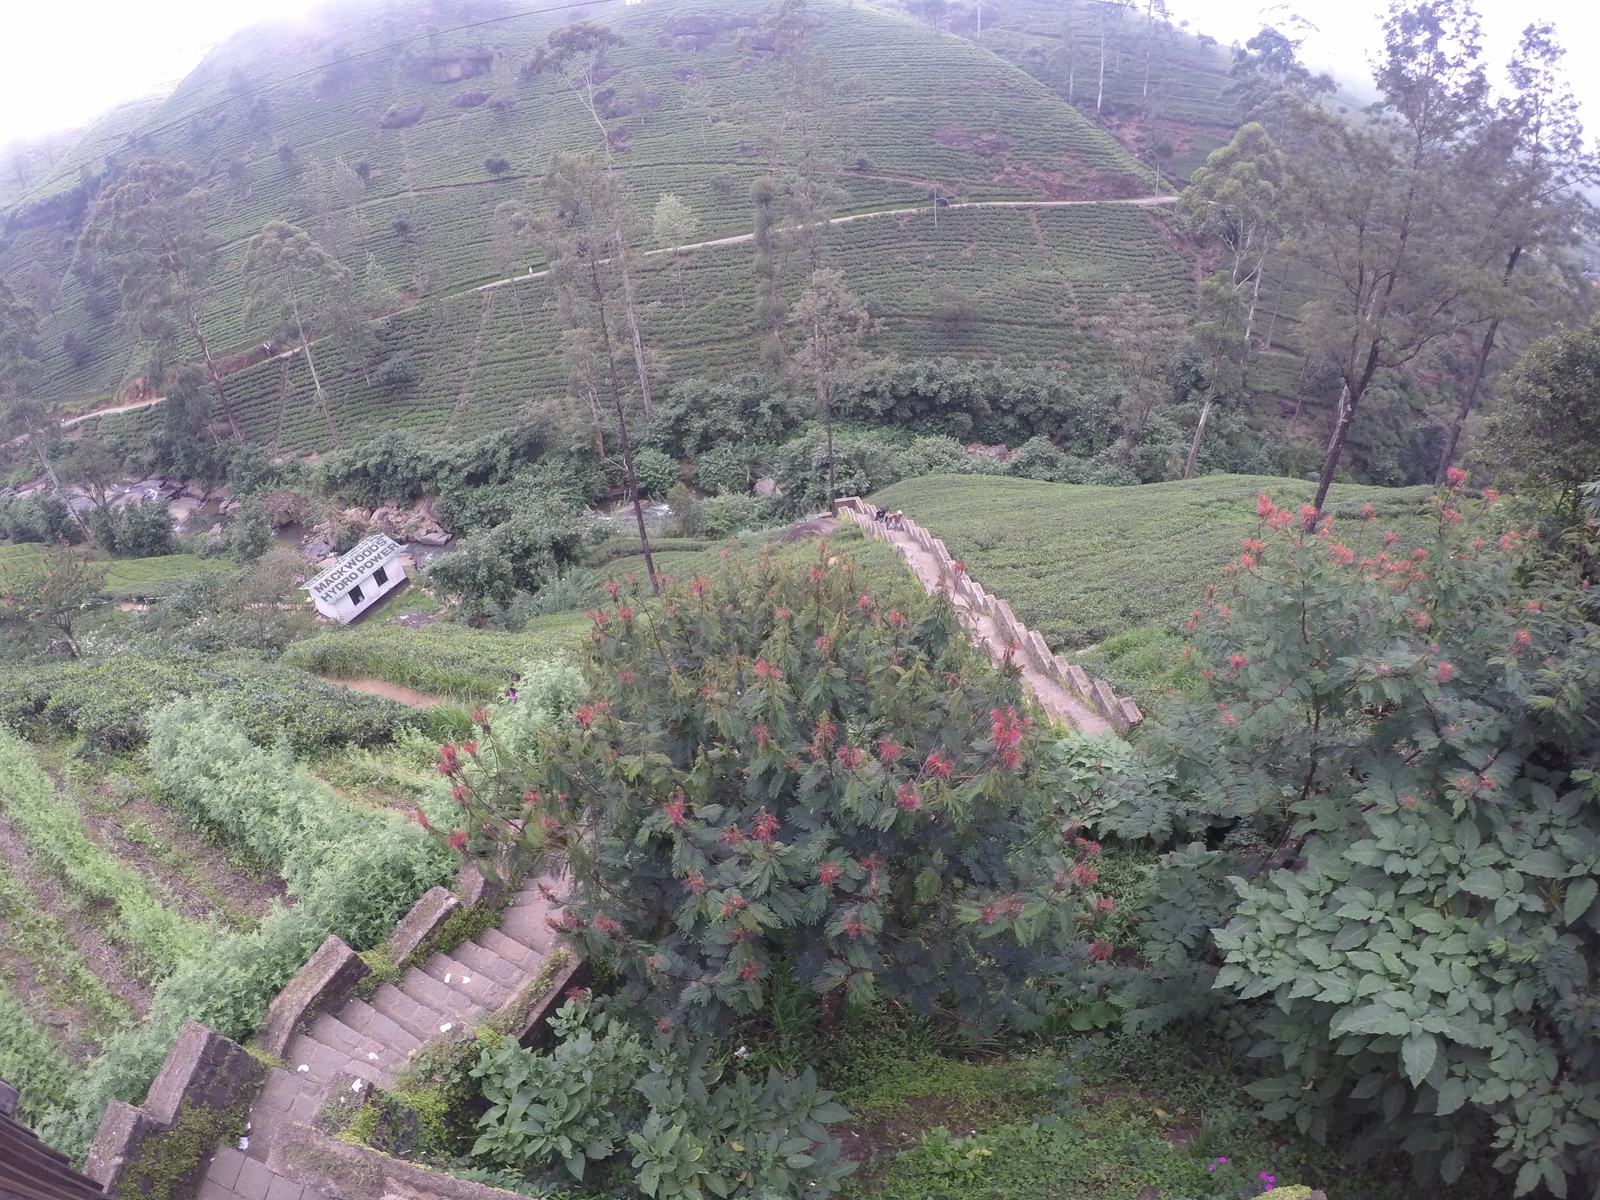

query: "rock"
left=410, top=520, right=452, bottom=546
left=395, top=612, right=437, bottom=628
left=261, top=489, right=309, bottom=527
left=48, top=640, right=74, bottom=656
left=301, top=535, right=335, bottom=562
left=754, top=476, right=781, bottom=497
left=181, top=479, right=205, bottom=500
left=169, top=497, right=202, bottom=525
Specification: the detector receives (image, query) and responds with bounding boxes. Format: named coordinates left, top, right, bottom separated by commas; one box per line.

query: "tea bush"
left=0, top=653, right=415, bottom=755
left=0, top=980, right=74, bottom=1125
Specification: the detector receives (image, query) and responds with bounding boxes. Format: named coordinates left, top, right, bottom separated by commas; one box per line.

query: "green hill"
left=3, top=0, right=1202, bottom=451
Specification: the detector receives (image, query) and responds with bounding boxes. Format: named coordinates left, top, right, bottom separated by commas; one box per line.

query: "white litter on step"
left=368, top=1052, right=378, bottom=1060
left=462, top=976, right=471, bottom=984
left=444, top=973, right=451, bottom=983
left=440, top=1022, right=453, bottom=1032
left=238, top=1137, right=249, bottom=1151
left=297, top=1064, right=309, bottom=1073
left=351, top=1080, right=364, bottom=1093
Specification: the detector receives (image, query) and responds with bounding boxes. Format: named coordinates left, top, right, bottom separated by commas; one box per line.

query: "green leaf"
left=1563, top=878, right=1597, bottom=925
left=1401, top=1030, right=1438, bottom=1086
left=1436, top=1076, right=1467, bottom=1116
left=1460, top=868, right=1503, bottom=899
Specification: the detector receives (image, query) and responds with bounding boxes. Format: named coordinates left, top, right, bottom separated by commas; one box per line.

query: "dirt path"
left=330, top=678, right=445, bottom=708
left=879, top=520, right=1110, bottom=735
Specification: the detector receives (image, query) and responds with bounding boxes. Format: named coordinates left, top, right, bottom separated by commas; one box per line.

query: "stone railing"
left=836, top=497, right=1142, bottom=735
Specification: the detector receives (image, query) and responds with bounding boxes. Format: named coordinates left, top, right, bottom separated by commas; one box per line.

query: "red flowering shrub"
left=449, top=545, right=1109, bottom=1032
left=1100, top=479, right=1600, bottom=1194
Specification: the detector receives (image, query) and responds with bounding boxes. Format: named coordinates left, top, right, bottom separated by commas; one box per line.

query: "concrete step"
left=450, top=938, right=527, bottom=991
left=499, top=900, right=564, bottom=954
left=477, top=926, right=547, bottom=971
left=283, top=1031, right=358, bottom=1089
left=419, top=951, right=513, bottom=1011
left=334, top=998, right=423, bottom=1061
left=398, top=966, right=488, bottom=1027
left=307, top=1013, right=401, bottom=1086
left=369, top=982, right=450, bottom=1045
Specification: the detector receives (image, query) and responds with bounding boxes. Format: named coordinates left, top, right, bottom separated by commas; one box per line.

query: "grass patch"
left=281, top=614, right=586, bottom=703
left=868, top=474, right=1433, bottom=652
left=0, top=978, right=77, bottom=1125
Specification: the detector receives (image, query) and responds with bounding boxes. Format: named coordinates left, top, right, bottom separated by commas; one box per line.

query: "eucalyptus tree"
left=1433, top=22, right=1598, bottom=483
left=1292, top=0, right=1490, bottom=520
left=1093, top=290, right=1185, bottom=466
left=82, top=159, right=242, bottom=440
left=1177, top=122, right=1284, bottom=474
left=534, top=154, right=659, bottom=590
left=790, top=268, right=873, bottom=515
left=526, top=20, right=654, bottom=418
left=243, top=220, right=351, bottom=447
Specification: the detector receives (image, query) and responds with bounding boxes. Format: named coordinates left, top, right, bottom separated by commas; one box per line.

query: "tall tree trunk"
left=614, top=236, right=654, bottom=418
left=1184, top=385, right=1216, bottom=479
left=184, top=304, right=241, bottom=441
left=1434, top=318, right=1499, bottom=485
left=1261, top=263, right=1288, bottom=351
left=1096, top=29, right=1106, bottom=113
left=1436, top=245, right=1521, bottom=484
left=291, top=297, right=340, bottom=447
left=587, top=258, right=659, bottom=591
left=31, top=434, right=93, bottom=542
left=822, top=380, right=837, bottom=516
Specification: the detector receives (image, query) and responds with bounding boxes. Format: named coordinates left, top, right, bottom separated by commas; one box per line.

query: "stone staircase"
left=94, top=874, right=583, bottom=1200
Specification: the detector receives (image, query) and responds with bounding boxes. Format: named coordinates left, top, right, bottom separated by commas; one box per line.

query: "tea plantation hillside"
left=867, top=472, right=1434, bottom=648
left=1, top=0, right=1199, bottom=441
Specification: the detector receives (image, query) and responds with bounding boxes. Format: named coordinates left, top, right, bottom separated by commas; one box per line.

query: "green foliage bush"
left=647, top=376, right=808, bottom=459
left=630, top=447, right=680, bottom=500
left=470, top=996, right=853, bottom=1199
left=0, top=730, right=209, bottom=978
left=0, top=653, right=416, bottom=756
left=448, top=550, right=1116, bottom=1035
left=0, top=494, right=77, bottom=544
left=89, top=500, right=176, bottom=558
left=1085, top=482, right=1600, bottom=1194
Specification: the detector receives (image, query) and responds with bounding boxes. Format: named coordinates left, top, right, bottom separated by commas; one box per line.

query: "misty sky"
left=0, top=0, right=1595, bottom=156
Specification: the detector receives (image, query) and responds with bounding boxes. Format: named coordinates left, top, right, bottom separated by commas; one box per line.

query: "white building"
left=303, top=533, right=407, bottom=623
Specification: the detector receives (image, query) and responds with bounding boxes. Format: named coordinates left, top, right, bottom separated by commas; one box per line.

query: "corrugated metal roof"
left=302, top=533, right=403, bottom=603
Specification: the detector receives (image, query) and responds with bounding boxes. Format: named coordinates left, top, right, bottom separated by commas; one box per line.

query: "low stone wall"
left=84, top=1021, right=266, bottom=1200
left=837, top=498, right=1143, bottom=734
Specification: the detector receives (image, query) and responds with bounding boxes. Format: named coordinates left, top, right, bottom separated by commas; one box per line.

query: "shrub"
left=770, top=429, right=904, bottom=514
left=1093, top=482, right=1600, bottom=1193
left=446, top=550, right=1115, bottom=1035
left=629, top=446, right=679, bottom=499
left=484, top=155, right=510, bottom=176
left=0, top=980, right=74, bottom=1124
left=427, top=538, right=516, bottom=622
left=0, top=494, right=76, bottom=543
left=470, top=996, right=853, bottom=1198
left=90, top=499, right=176, bottom=557
left=649, top=377, right=807, bottom=459
left=0, top=654, right=415, bottom=756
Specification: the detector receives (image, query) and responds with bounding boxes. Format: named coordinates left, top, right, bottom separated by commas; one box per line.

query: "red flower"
left=1361, top=503, right=1375, bottom=520
left=1436, top=662, right=1456, bottom=682
left=719, top=893, right=747, bottom=920
left=1329, top=542, right=1354, bottom=566
left=685, top=869, right=706, bottom=894
left=522, top=790, right=541, bottom=807
left=662, top=795, right=687, bottom=827
left=887, top=609, right=906, bottom=629
left=617, top=606, right=633, bottom=622
left=410, top=809, right=430, bottom=831
left=895, top=782, right=920, bottom=811
left=447, top=830, right=468, bottom=851
left=1483, top=488, right=1499, bottom=505
left=1256, top=493, right=1275, bottom=518
left=1094, top=897, right=1116, bottom=915
left=450, top=785, right=469, bottom=805
left=1510, top=629, right=1531, bottom=655
left=836, top=745, right=864, bottom=769
left=574, top=705, right=594, bottom=728
left=842, top=912, right=866, bottom=938
left=858, top=593, right=872, bottom=610
left=876, top=737, right=902, bottom=763
left=817, top=860, right=842, bottom=886
left=814, top=635, right=834, bottom=654
left=605, top=580, right=620, bottom=600
left=436, top=742, right=458, bottom=773
left=739, top=963, right=759, bottom=981
left=925, top=750, right=953, bottom=779
left=1088, top=940, right=1114, bottom=962
left=720, top=825, right=742, bottom=849
left=810, top=717, right=837, bottom=759
left=750, top=811, right=780, bottom=842
left=1446, top=466, right=1467, bottom=488
left=754, top=658, right=782, bottom=680
left=753, top=724, right=772, bottom=748
left=950, top=561, right=965, bottom=574
left=617, top=669, right=635, bottom=683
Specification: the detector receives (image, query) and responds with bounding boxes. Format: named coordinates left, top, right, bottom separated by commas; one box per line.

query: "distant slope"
left=2, top=0, right=1186, bottom=434
left=866, top=474, right=1432, bottom=649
